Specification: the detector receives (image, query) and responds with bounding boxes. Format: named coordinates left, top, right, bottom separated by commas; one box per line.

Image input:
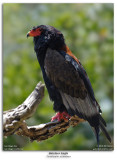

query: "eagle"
left=27, top=25, right=111, bottom=145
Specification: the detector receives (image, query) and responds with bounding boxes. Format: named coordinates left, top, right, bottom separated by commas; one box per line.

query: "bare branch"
left=3, top=82, right=83, bottom=142
left=15, top=116, right=82, bottom=142
left=3, top=82, right=45, bottom=136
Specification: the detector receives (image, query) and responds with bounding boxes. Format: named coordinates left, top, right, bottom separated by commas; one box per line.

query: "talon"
left=51, top=112, right=71, bottom=122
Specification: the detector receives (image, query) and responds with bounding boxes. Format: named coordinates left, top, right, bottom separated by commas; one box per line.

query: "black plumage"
left=27, top=25, right=111, bottom=144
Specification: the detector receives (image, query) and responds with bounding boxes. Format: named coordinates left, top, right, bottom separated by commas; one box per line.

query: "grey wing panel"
left=60, top=91, right=99, bottom=120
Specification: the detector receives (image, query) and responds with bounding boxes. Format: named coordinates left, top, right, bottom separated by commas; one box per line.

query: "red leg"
left=51, top=111, right=71, bottom=122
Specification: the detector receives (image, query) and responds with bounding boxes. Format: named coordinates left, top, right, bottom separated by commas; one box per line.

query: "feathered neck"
left=33, top=34, right=65, bottom=67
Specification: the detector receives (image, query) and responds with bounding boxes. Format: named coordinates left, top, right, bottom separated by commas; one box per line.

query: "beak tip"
left=27, top=33, right=29, bottom=38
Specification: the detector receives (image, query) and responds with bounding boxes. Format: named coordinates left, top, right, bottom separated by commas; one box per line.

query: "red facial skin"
left=27, top=28, right=41, bottom=37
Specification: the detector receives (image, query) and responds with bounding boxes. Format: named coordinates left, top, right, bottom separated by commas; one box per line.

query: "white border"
left=0, top=0, right=116, bottom=3
left=0, top=1, right=116, bottom=160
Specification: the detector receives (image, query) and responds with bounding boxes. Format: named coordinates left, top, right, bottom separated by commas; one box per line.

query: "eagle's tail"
left=93, top=115, right=111, bottom=147
left=99, top=120, right=111, bottom=143
left=94, top=126, right=100, bottom=148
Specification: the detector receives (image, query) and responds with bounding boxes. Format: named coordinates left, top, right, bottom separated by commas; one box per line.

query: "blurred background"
left=3, top=3, right=114, bottom=150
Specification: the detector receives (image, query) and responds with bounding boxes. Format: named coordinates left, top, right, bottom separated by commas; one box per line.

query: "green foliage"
left=3, top=3, right=114, bottom=150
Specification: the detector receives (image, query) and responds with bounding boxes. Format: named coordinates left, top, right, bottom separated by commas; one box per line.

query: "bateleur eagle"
left=27, top=25, right=111, bottom=145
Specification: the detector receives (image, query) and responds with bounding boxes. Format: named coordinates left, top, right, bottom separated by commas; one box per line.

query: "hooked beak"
left=27, top=33, right=30, bottom=38
left=27, top=28, right=41, bottom=38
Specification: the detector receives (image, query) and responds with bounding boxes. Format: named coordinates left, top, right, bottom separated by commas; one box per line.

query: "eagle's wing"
left=44, top=48, right=99, bottom=122
left=44, top=48, right=111, bottom=143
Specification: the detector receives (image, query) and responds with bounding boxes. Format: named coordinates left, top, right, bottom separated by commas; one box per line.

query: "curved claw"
left=51, top=112, right=71, bottom=122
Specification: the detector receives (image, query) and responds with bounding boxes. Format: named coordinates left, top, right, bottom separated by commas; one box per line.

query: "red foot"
left=51, top=112, right=71, bottom=122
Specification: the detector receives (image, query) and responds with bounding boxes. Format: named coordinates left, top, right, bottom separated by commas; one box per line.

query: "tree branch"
left=3, top=82, right=83, bottom=142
